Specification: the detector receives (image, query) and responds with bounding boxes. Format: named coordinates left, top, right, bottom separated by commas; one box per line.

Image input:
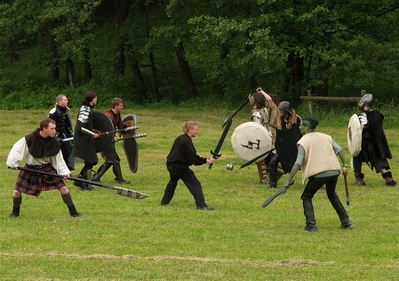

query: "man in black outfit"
left=70, top=91, right=100, bottom=191
left=48, top=94, right=74, bottom=170
left=161, top=121, right=216, bottom=210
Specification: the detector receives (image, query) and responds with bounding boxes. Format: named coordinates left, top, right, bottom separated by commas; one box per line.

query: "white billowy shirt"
left=6, top=137, right=70, bottom=175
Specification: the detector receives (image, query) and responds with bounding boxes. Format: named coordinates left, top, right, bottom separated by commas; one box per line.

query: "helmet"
left=358, top=93, right=373, bottom=109
left=278, top=101, right=292, bottom=115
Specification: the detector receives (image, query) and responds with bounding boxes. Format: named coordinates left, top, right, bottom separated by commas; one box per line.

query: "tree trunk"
left=283, top=52, right=304, bottom=104
left=65, top=57, right=75, bottom=87
left=83, top=47, right=92, bottom=83
left=41, top=30, right=59, bottom=80
left=213, top=45, right=230, bottom=99
left=116, top=39, right=126, bottom=76
left=175, top=41, right=198, bottom=99
left=126, top=43, right=148, bottom=102
left=146, top=5, right=160, bottom=101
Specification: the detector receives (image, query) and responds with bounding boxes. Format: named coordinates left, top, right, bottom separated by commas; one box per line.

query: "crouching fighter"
left=353, top=93, right=396, bottom=186
left=283, top=118, right=352, bottom=232
left=6, top=118, right=82, bottom=218
left=92, top=98, right=131, bottom=184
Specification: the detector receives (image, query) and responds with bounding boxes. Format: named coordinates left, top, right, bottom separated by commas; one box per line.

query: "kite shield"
left=122, top=114, right=139, bottom=173
left=93, top=111, right=114, bottom=153
left=231, top=122, right=273, bottom=163
left=275, top=126, right=302, bottom=173
left=347, top=114, right=362, bottom=157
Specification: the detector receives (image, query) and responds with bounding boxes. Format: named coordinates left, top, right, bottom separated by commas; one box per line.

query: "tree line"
left=1, top=0, right=399, bottom=107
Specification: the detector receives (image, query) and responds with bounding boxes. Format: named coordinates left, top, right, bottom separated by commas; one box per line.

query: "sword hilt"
left=208, top=150, right=221, bottom=169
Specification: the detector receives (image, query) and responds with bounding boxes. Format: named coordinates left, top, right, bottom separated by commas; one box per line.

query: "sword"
left=209, top=117, right=232, bottom=169
left=239, top=147, right=275, bottom=169
left=222, top=98, right=249, bottom=127
left=343, top=170, right=350, bottom=205
left=261, top=180, right=294, bottom=208
left=16, top=166, right=149, bottom=199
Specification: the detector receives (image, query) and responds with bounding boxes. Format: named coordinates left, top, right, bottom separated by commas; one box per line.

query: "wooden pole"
left=300, top=96, right=361, bottom=102
left=307, top=90, right=313, bottom=116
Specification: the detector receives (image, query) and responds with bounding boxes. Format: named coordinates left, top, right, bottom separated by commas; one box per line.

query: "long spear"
left=17, top=166, right=148, bottom=199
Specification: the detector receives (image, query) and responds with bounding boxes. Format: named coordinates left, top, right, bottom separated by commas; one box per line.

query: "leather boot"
left=93, top=163, right=112, bottom=182
left=268, top=166, right=277, bottom=188
left=68, top=204, right=83, bottom=217
left=382, top=171, right=397, bottom=186
left=257, top=162, right=268, bottom=184
left=354, top=172, right=365, bottom=186
left=303, top=199, right=317, bottom=232
left=113, top=162, right=131, bottom=184
left=73, top=169, right=93, bottom=191
left=8, top=197, right=22, bottom=218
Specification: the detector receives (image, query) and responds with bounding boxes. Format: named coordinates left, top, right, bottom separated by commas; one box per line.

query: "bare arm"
left=256, top=87, right=272, bottom=102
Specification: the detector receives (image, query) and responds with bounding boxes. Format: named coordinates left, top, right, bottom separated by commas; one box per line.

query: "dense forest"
left=1, top=0, right=399, bottom=109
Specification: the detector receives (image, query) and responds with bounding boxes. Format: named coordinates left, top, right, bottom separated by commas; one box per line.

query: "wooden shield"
left=93, top=111, right=114, bottom=153
left=122, top=114, right=139, bottom=173
left=347, top=114, right=362, bottom=157
left=231, top=122, right=272, bottom=163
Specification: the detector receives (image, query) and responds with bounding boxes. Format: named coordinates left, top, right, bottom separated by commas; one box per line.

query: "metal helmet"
left=278, top=101, right=292, bottom=115
left=358, top=93, right=373, bottom=109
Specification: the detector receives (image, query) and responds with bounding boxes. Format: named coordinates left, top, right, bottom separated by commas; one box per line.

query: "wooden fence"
left=300, top=90, right=365, bottom=115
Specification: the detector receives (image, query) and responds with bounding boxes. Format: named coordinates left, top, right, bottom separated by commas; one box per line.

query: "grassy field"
left=1, top=105, right=399, bottom=280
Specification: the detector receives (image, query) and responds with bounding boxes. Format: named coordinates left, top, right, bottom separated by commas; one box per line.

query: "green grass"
left=1, top=106, right=399, bottom=280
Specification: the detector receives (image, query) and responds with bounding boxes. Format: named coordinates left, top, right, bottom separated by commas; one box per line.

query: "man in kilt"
left=6, top=118, right=82, bottom=218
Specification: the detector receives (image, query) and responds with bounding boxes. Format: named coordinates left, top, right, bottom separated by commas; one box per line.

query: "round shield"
left=347, top=114, right=362, bottom=157
left=122, top=114, right=139, bottom=173
left=93, top=111, right=114, bottom=152
left=231, top=122, right=273, bottom=163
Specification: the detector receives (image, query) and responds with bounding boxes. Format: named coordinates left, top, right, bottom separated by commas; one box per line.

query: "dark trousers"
left=301, top=175, right=350, bottom=228
left=161, top=164, right=207, bottom=208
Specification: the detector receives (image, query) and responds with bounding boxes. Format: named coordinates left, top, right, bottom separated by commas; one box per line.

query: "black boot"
left=8, top=197, right=22, bottom=218
left=268, top=166, right=277, bottom=188
left=113, top=162, right=131, bottom=184
left=68, top=204, right=83, bottom=217
left=302, top=199, right=317, bottom=232
left=93, top=163, right=112, bottom=182
left=382, top=171, right=397, bottom=186
left=73, top=169, right=93, bottom=191
left=8, top=207, right=20, bottom=218
left=354, top=172, right=365, bottom=186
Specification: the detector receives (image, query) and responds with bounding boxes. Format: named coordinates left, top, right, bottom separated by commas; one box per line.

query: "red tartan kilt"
left=15, top=165, right=66, bottom=196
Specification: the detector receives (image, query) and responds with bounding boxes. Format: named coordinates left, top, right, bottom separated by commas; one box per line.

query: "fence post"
left=307, top=90, right=313, bottom=116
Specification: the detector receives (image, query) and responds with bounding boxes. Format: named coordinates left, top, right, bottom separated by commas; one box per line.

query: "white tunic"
left=6, top=137, right=70, bottom=176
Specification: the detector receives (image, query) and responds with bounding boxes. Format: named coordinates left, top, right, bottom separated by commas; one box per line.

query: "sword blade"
left=344, top=172, right=350, bottom=205
left=261, top=186, right=287, bottom=208
left=222, top=99, right=249, bottom=127
left=209, top=118, right=232, bottom=169
left=239, top=147, right=275, bottom=169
